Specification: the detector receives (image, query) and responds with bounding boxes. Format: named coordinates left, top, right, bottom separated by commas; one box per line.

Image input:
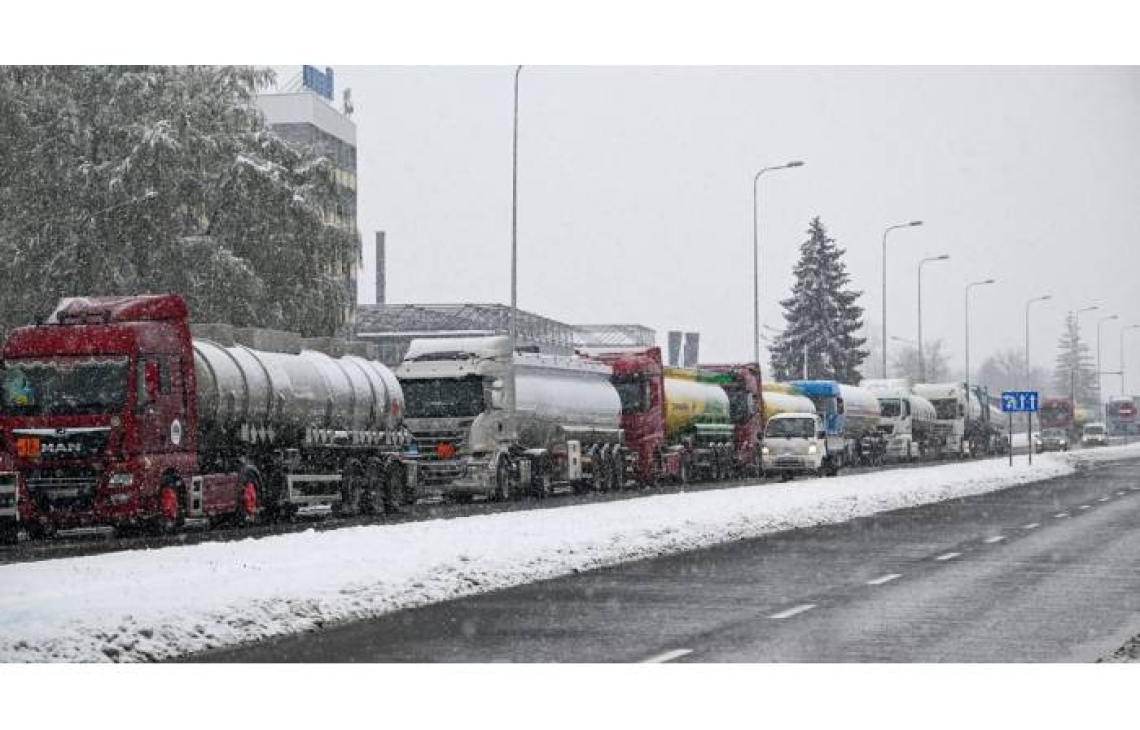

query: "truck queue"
left=2, top=294, right=1011, bottom=543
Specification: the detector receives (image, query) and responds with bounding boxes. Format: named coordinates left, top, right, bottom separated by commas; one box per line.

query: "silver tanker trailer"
left=395, top=335, right=625, bottom=500
left=191, top=324, right=417, bottom=517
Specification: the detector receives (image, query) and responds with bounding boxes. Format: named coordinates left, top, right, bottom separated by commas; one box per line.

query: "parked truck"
left=396, top=336, right=625, bottom=500
left=859, top=378, right=937, bottom=460
left=912, top=382, right=984, bottom=457
left=1105, top=396, right=1138, bottom=436
left=582, top=348, right=746, bottom=485
left=0, top=295, right=418, bottom=543
left=789, top=380, right=882, bottom=472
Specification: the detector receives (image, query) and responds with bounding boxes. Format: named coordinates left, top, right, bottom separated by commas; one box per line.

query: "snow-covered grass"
left=3, top=443, right=1140, bottom=662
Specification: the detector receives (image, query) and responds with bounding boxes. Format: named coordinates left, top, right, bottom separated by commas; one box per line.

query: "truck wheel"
left=338, top=463, right=365, bottom=517
left=236, top=471, right=262, bottom=526
left=0, top=522, right=18, bottom=546
left=154, top=476, right=184, bottom=535
left=608, top=451, right=624, bottom=492
left=385, top=463, right=407, bottom=513
left=532, top=456, right=553, bottom=499
left=493, top=457, right=512, bottom=502
left=361, top=458, right=385, bottom=515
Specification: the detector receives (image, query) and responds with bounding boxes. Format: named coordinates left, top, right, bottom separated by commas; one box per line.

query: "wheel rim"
left=160, top=487, right=178, bottom=521
left=241, top=481, right=258, bottom=516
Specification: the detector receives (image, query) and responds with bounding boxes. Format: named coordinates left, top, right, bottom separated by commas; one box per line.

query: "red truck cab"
left=1, top=295, right=203, bottom=535
left=699, top=363, right=765, bottom=477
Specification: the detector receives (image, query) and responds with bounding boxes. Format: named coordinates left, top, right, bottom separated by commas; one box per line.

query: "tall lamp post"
left=1122, top=324, right=1140, bottom=395
left=881, top=220, right=924, bottom=377
left=1071, top=305, right=1099, bottom=409
left=964, top=279, right=996, bottom=428
left=1024, top=295, right=1053, bottom=383
left=917, top=254, right=950, bottom=381
left=1097, top=314, right=1119, bottom=408
left=507, top=64, right=522, bottom=416
left=752, top=161, right=804, bottom=367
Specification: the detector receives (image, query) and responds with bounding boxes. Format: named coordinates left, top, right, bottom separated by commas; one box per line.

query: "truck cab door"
left=136, top=356, right=188, bottom=454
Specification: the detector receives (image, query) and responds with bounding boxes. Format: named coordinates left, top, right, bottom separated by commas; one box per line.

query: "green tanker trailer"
left=661, top=367, right=737, bottom=481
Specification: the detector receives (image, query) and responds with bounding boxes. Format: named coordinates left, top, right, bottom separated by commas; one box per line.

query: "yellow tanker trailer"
left=662, top=367, right=737, bottom=482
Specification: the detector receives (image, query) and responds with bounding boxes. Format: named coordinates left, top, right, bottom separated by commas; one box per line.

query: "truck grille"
left=419, top=460, right=466, bottom=485
left=25, top=468, right=100, bottom=513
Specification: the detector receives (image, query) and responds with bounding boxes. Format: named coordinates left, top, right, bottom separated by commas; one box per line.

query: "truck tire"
left=608, top=450, right=623, bottom=492
left=338, top=462, right=366, bottom=517
left=236, top=469, right=262, bottom=526
left=0, top=522, right=18, bottom=546
left=154, top=474, right=184, bottom=535
left=589, top=447, right=605, bottom=492
left=493, top=457, right=512, bottom=502
left=361, top=458, right=386, bottom=515
left=385, top=463, right=407, bottom=513
left=531, top=456, right=553, bottom=499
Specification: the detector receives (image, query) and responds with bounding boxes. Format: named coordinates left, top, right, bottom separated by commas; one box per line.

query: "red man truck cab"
left=699, top=363, right=765, bottom=478
left=0, top=295, right=222, bottom=537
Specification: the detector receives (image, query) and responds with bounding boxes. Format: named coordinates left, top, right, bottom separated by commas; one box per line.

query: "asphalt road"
left=196, top=456, right=1140, bottom=663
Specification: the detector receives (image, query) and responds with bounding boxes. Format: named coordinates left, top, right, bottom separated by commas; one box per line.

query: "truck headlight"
left=108, top=473, right=133, bottom=487
left=761, top=446, right=769, bottom=456
left=807, top=444, right=818, bottom=455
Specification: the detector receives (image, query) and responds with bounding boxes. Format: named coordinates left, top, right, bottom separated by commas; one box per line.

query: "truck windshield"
left=1, top=357, right=130, bottom=416
left=402, top=377, right=487, bottom=419
left=612, top=375, right=651, bottom=415
left=766, top=418, right=816, bottom=439
left=930, top=398, right=960, bottom=420
left=879, top=398, right=902, bottom=418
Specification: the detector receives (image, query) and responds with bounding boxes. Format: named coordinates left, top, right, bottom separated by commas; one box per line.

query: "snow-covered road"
left=3, top=443, right=1139, bottom=662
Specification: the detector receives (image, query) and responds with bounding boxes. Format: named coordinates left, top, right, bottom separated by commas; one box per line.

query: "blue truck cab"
left=790, top=380, right=845, bottom=435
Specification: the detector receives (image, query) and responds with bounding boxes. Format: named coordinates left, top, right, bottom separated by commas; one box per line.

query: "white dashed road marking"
left=867, top=574, right=902, bottom=586
left=1023, top=523, right=1040, bottom=530
left=983, top=536, right=1006, bottom=544
left=642, top=649, right=693, bottom=663
left=1055, top=513, right=1069, bottom=518
left=935, top=552, right=961, bottom=561
left=1079, top=505, right=1091, bottom=510
left=1117, top=491, right=1127, bottom=496
left=770, top=604, right=817, bottom=619
left=1097, top=497, right=1110, bottom=502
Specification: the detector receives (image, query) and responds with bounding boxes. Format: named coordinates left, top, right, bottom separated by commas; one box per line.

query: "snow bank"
left=3, top=444, right=1138, bottom=662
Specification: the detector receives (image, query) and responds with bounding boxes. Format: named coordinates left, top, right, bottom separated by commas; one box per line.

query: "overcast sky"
left=292, top=66, right=1140, bottom=394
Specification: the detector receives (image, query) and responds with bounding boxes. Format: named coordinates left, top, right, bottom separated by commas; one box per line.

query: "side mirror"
left=489, top=378, right=505, bottom=409
left=144, top=361, right=160, bottom=401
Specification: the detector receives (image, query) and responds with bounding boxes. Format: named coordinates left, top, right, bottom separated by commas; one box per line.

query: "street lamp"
left=752, top=160, right=804, bottom=367
left=964, top=279, right=996, bottom=423
left=507, top=64, right=522, bottom=415
left=1097, top=314, right=1119, bottom=406
left=1121, top=324, right=1140, bottom=395
left=917, top=254, right=950, bottom=381
left=881, top=220, right=923, bottom=377
left=1071, top=305, right=1099, bottom=408
left=1024, top=295, right=1052, bottom=384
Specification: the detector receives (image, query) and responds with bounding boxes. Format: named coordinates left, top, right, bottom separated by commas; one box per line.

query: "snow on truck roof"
left=402, top=335, right=612, bottom=376
left=47, top=295, right=188, bottom=324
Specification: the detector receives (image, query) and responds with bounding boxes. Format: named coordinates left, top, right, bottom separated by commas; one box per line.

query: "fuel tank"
left=192, top=338, right=405, bottom=436
left=662, top=367, right=731, bottom=439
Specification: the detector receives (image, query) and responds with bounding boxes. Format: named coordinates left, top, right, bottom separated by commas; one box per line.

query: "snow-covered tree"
left=769, top=217, right=868, bottom=383
left=976, top=347, right=1049, bottom=395
left=891, top=339, right=952, bottom=383
left=0, top=66, right=356, bottom=338
left=1051, top=311, right=1098, bottom=407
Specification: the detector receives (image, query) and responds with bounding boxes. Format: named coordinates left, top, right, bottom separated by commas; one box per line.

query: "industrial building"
left=355, top=302, right=657, bottom=366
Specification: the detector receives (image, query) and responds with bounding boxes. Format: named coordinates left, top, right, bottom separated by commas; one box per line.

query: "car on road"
left=1034, top=427, right=1069, bottom=453
left=1081, top=422, right=1109, bottom=447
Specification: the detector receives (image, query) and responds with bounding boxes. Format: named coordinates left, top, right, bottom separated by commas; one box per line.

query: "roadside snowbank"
left=3, top=444, right=1138, bottom=662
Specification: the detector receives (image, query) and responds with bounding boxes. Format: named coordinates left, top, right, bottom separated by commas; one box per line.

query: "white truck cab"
left=761, top=412, right=829, bottom=480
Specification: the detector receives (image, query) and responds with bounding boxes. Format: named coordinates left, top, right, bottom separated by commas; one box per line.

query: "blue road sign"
left=1001, top=390, right=1039, bottom=413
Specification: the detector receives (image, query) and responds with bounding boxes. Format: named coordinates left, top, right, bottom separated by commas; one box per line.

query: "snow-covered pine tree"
left=769, top=217, right=869, bottom=382
left=1051, top=311, right=1098, bottom=407
left=0, top=66, right=355, bottom=338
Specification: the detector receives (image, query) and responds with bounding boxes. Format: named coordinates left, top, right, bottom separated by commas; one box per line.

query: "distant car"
left=1035, top=428, right=1069, bottom=453
left=1081, top=422, right=1109, bottom=447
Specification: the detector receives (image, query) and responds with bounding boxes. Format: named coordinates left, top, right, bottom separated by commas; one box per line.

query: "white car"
left=1081, top=422, right=1109, bottom=447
